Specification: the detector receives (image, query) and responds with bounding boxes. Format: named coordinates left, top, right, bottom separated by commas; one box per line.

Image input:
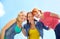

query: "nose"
left=35, top=15, right=38, bottom=17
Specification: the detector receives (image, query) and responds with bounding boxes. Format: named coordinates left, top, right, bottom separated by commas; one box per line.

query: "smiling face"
left=32, top=8, right=42, bottom=18
left=17, top=11, right=27, bottom=22
left=32, top=11, right=40, bottom=18
left=27, top=12, right=34, bottom=23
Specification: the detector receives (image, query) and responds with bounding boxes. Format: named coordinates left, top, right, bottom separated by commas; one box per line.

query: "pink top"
left=40, top=12, right=59, bottom=29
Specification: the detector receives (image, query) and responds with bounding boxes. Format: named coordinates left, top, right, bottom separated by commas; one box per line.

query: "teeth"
left=34, top=16, right=40, bottom=21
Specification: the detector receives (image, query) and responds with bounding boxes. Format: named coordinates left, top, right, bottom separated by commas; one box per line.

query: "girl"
left=22, top=12, right=49, bottom=39
left=32, top=8, right=60, bottom=39
left=1, top=11, right=27, bottom=39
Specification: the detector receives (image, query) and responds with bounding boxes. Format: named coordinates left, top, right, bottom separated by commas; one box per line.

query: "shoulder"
left=43, top=11, right=51, bottom=16
left=36, top=21, right=44, bottom=27
left=1, top=19, right=16, bottom=32
left=24, top=23, right=30, bottom=29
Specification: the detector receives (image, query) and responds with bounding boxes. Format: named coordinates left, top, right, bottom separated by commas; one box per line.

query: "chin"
left=29, top=21, right=31, bottom=23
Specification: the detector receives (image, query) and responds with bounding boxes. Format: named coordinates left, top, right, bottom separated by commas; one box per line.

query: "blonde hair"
left=16, top=11, right=27, bottom=22
left=16, top=11, right=24, bottom=22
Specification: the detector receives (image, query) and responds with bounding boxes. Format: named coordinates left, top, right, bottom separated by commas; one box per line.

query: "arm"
left=22, top=24, right=28, bottom=37
left=36, top=21, right=49, bottom=30
left=40, top=22, right=49, bottom=30
left=22, top=28, right=26, bottom=36
left=22, top=24, right=27, bottom=36
left=50, top=12, right=60, bottom=19
left=41, top=22, right=49, bottom=30
left=43, top=25, right=49, bottom=30
left=1, top=19, right=16, bottom=39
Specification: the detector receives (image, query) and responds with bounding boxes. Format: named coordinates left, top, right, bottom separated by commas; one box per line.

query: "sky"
left=0, top=0, right=60, bottom=39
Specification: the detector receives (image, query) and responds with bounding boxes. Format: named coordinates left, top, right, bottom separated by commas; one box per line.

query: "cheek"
left=22, top=17, right=26, bottom=21
left=33, top=12, right=38, bottom=16
left=18, top=18, right=21, bottom=21
left=35, top=15, right=38, bottom=18
left=25, top=17, right=27, bottom=20
left=36, top=14, right=40, bottom=17
left=28, top=18, right=31, bottom=21
left=28, top=18, right=29, bottom=20
left=24, top=17, right=27, bottom=20
left=20, top=17, right=24, bottom=21
left=20, top=16, right=23, bottom=19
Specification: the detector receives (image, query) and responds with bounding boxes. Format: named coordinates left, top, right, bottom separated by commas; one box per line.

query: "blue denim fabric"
left=4, top=22, right=21, bottom=39
left=24, top=21, right=49, bottom=39
left=54, top=23, right=60, bottom=39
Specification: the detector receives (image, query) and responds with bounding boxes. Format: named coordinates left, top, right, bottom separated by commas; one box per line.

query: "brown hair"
left=27, top=12, right=34, bottom=24
left=27, top=12, right=33, bottom=17
left=32, top=8, right=42, bottom=16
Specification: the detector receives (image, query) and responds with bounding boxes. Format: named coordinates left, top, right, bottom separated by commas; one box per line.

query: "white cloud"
left=0, top=2, right=5, bottom=17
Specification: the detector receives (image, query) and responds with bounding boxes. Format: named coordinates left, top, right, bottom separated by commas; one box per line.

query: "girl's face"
left=27, top=13, right=34, bottom=23
left=18, top=13, right=27, bottom=22
left=33, top=11, right=41, bottom=18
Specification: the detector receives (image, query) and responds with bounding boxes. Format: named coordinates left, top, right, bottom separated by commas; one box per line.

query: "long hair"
left=16, top=11, right=24, bottom=22
left=27, top=12, right=37, bottom=24
left=27, top=12, right=31, bottom=24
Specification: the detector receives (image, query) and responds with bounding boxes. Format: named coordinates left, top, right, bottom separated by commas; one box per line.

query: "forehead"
left=19, top=13, right=27, bottom=16
left=28, top=13, right=33, bottom=16
left=33, top=12, right=38, bottom=15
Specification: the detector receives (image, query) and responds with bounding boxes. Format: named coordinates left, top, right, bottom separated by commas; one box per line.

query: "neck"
left=30, top=21, right=35, bottom=29
left=30, top=20, right=35, bottom=25
left=17, top=21, right=22, bottom=28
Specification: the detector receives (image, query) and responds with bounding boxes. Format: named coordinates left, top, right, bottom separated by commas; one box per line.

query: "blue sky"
left=0, top=0, right=60, bottom=39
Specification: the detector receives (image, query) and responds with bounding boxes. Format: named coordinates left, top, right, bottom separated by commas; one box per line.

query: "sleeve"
left=40, top=22, right=49, bottom=30
left=23, top=24, right=27, bottom=29
left=22, top=24, right=29, bottom=37
left=44, top=11, right=51, bottom=17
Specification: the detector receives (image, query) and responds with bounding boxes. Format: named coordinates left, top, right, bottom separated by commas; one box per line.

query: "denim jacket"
left=24, top=21, right=49, bottom=39
left=5, top=22, right=21, bottom=39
